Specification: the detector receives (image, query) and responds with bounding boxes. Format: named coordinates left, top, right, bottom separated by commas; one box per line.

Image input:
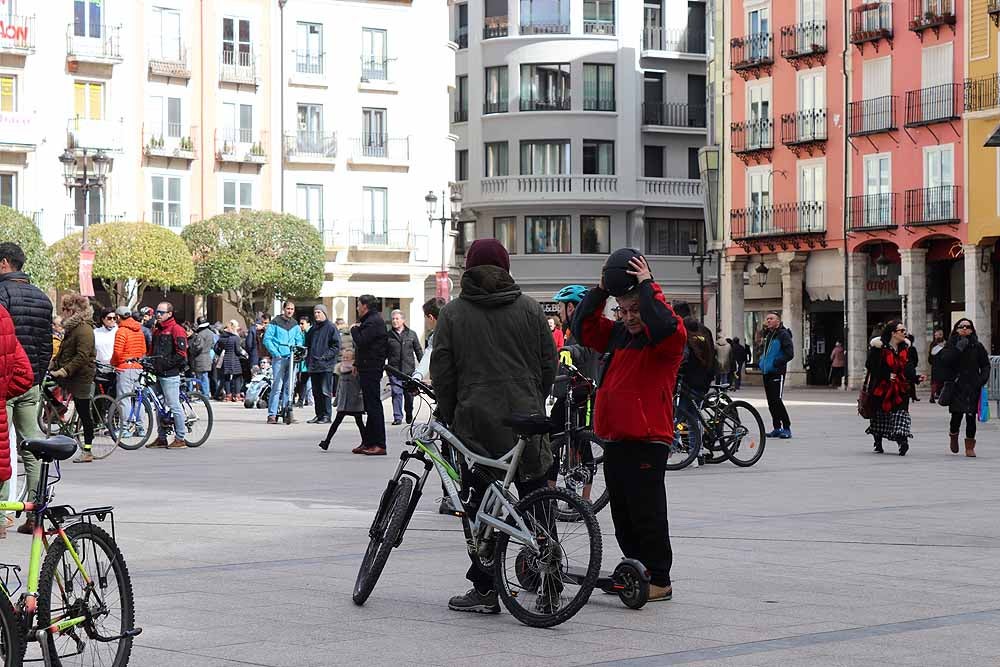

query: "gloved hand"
left=50, top=368, right=68, bottom=379
left=956, top=337, right=970, bottom=352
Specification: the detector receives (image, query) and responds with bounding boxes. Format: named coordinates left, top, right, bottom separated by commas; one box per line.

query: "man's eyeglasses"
left=155, top=310, right=169, bottom=315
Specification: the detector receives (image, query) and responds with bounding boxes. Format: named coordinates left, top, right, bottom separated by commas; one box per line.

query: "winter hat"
left=115, top=306, right=132, bottom=319
left=465, top=239, right=510, bottom=272
left=313, top=304, right=328, bottom=316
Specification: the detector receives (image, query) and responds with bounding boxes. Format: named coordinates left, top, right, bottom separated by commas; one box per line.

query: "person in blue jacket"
left=262, top=301, right=305, bottom=424
left=759, top=311, right=795, bottom=439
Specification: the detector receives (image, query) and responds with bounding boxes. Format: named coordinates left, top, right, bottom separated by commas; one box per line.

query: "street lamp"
left=698, top=146, right=721, bottom=332
left=754, top=261, right=769, bottom=288
left=874, top=248, right=891, bottom=279
left=425, top=189, right=462, bottom=300
left=688, top=234, right=714, bottom=324
left=59, top=147, right=110, bottom=250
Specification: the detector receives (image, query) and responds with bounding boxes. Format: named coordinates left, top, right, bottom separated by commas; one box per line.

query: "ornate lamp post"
left=59, top=148, right=110, bottom=296
left=425, top=189, right=463, bottom=300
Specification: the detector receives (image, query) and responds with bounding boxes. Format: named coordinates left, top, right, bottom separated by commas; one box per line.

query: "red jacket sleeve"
left=110, top=329, right=127, bottom=368
left=571, top=287, right=615, bottom=353
left=6, top=337, right=33, bottom=400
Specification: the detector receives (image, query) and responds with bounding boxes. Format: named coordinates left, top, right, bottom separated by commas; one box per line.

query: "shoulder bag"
left=857, top=371, right=874, bottom=419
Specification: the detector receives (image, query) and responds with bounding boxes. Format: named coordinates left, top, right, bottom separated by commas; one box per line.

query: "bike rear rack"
left=47, top=505, right=117, bottom=542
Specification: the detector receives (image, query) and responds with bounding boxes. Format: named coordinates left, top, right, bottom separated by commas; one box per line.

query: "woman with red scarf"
left=865, top=320, right=925, bottom=456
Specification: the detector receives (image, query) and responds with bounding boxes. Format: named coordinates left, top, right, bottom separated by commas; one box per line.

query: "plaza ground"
left=6, top=387, right=1000, bottom=666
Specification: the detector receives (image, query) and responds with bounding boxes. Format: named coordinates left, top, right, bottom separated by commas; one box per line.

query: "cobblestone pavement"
left=6, top=388, right=1000, bottom=666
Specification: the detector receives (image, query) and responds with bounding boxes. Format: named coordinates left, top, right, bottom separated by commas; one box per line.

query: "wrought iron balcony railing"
left=847, top=193, right=899, bottom=231
left=847, top=96, right=897, bottom=136
left=965, top=73, right=1000, bottom=112
left=904, top=186, right=960, bottom=225
left=731, top=119, right=774, bottom=154
left=850, top=2, right=893, bottom=46
left=780, top=21, right=827, bottom=60
left=731, top=202, right=827, bottom=240
left=908, top=0, right=955, bottom=33
left=781, top=109, right=828, bottom=145
left=731, top=33, right=773, bottom=70
left=643, top=102, right=707, bottom=128
left=905, top=83, right=961, bottom=126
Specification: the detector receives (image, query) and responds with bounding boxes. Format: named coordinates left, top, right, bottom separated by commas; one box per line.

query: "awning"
left=805, top=250, right=844, bottom=303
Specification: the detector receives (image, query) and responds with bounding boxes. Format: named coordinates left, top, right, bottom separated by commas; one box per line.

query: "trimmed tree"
left=50, top=221, right=195, bottom=306
left=0, top=206, right=53, bottom=289
left=181, top=211, right=324, bottom=326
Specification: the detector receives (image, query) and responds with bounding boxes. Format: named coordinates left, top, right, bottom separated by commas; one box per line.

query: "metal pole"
left=699, top=256, right=705, bottom=323
left=440, top=190, right=447, bottom=275
left=81, top=150, right=89, bottom=251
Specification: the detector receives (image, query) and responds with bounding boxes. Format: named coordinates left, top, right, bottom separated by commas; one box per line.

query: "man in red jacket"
left=0, top=303, right=34, bottom=528
left=570, top=255, right=686, bottom=602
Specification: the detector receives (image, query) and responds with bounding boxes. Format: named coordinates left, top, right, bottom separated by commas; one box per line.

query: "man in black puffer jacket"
left=351, top=295, right=388, bottom=455
left=0, top=242, right=52, bottom=531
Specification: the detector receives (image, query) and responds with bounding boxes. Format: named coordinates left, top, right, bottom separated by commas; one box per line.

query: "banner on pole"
left=79, top=249, right=95, bottom=297
left=435, top=270, right=450, bottom=301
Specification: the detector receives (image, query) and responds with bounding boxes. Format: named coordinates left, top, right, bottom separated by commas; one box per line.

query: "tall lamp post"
left=424, top=189, right=462, bottom=301
left=59, top=148, right=110, bottom=297
left=688, top=235, right=714, bottom=324
left=697, top=146, right=720, bottom=331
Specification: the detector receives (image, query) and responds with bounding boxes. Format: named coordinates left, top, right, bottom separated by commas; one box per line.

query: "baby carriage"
left=243, top=364, right=272, bottom=409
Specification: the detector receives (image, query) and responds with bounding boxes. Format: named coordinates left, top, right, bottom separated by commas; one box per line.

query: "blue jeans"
left=157, top=375, right=187, bottom=441
left=195, top=371, right=210, bottom=396
left=268, top=355, right=292, bottom=417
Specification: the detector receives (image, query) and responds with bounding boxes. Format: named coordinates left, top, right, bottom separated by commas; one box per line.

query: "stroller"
left=244, top=363, right=272, bottom=409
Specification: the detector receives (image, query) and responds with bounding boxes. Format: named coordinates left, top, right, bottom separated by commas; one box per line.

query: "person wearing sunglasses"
left=865, top=321, right=925, bottom=456
left=938, top=319, right=990, bottom=457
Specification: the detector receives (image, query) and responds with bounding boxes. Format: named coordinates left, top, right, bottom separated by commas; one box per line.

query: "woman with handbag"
left=865, top=321, right=925, bottom=456
left=938, top=318, right=990, bottom=457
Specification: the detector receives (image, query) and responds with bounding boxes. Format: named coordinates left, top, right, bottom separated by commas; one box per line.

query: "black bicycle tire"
left=181, top=393, right=213, bottom=447
left=352, top=476, right=413, bottom=605
left=37, top=397, right=63, bottom=436
left=666, top=403, right=701, bottom=471
left=554, top=432, right=609, bottom=521
left=493, top=486, right=602, bottom=628
left=0, top=591, right=23, bottom=666
left=719, top=400, right=767, bottom=467
left=37, top=522, right=136, bottom=667
left=110, top=394, right=154, bottom=450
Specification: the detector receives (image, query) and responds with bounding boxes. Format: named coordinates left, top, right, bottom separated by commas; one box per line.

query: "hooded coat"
left=0, top=270, right=52, bottom=387
left=939, top=333, right=991, bottom=415
left=430, top=265, right=557, bottom=482
left=0, top=304, right=33, bottom=482
left=110, top=317, right=147, bottom=370
left=188, top=325, right=216, bottom=373
left=54, top=302, right=96, bottom=398
left=214, top=330, right=246, bottom=375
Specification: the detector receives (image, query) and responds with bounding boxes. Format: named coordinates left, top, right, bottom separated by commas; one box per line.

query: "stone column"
left=778, top=252, right=807, bottom=386
left=720, top=255, right=747, bottom=340
left=964, top=244, right=993, bottom=350
left=900, top=248, right=929, bottom=378
left=628, top=208, right=645, bottom=253
left=846, top=252, right=868, bottom=389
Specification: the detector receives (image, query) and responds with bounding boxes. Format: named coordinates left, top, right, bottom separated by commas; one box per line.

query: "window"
left=688, top=147, right=700, bottom=179
left=456, top=149, right=468, bottom=181
left=455, top=75, right=468, bottom=122
left=748, top=168, right=772, bottom=233
left=584, top=0, right=615, bottom=34
left=583, top=140, right=614, bottom=175
left=222, top=102, right=253, bottom=145
left=485, top=66, right=509, bottom=113
left=297, top=103, right=323, bottom=151
left=152, top=7, right=182, bottom=61
left=520, top=64, right=570, bottom=111
left=485, top=141, right=509, bottom=177
left=580, top=215, right=610, bottom=254
left=222, top=17, right=251, bottom=67
left=296, top=22, right=323, bottom=74
left=798, top=70, right=825, bottom=140
left=151, top=175, right=182, bottom=227
left=583, top=64, right=614, bottom=111
left=362, top=28, right=387, bottom=80
left=148, top=96, right=182, bottom=140
left=526, top=216, right=571, bottom=254
left=646, top=219, right=700, bottom=255
left=799, top=162, right=825, bottom=230
left=455, top=3, right=468, bottom=48
left=494, top=217, right=517, bottom=253
left=643, top=145, right=664, bottom=178
left=296, top=184, right=323, bottom=227
left=644, top=1, right=661, bottom=31
left=362, top=108, right=386, bottom=155
left=863, top=154, right=891, bottom=226
left=73, top=81, right=103, bottom=120
left=924, top=145, right=954, bottom=220
left=74, top=0, right=102, bottom=38
left=223, top=181, right=252, bottom=213
left=747, top=84, right=771, bottom=149
left=520, top=0, right=569, bottom=31
left=0, top=76, right=14, bottom=112
left=0, top=174, right=14, bottom=208
left=920, top=43, right=953, bottom=121
left=457, top=220, right=476, bottom=256
left=520, top=140, right=570, bottom=175
left=362, top=187, right=388, bottom=236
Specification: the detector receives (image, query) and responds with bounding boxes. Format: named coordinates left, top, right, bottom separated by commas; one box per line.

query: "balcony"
left=347, top=135, right=410, bottom=170
left=904, top=186, right=960, bottom=226
left=639, top=178, right=703, bottom=207
left=965, top=73, right=1000, bottom=112
left=908, top=0, right=955, bottom=37
left=641, top=27, right=706, bottom=55
left=484, top=17, right=509, bottom=39
left=360, top=57, right=389, bottom=82
left=483, top=99, right=509, bottom=114
left=520, top=96, right=571, bottom=112
left=642, top=102, right=707, bottom=130
left=0, top=112, right=35, bottom=152
left=454, top=27, right=468, bottom=49
left=520, top=22, right=570, bottom=35
left=66, top=24, right=122, bottom=64
left=781, top=109, right=827, bottom=154
left=850, top=3, right=893, bottom=51
left=731, top=119, right=773, bottom=163
left=731, top=203, right=827, bottom=247
left=143, top=125, right=196, bottom=161
left=847, top=96, right=897, bottom=136
left=478, top=175, right=619, bottom=202
left=148, top=46, right=190, bottom=79
left=0, top=16, right=35, bottom=55
left=904, top=83, right=961, bottom=126
left=349, top=225, right=412, bottom=251
left=219, top=49, right=256, bottom=86
left=453, top=107, right=468, bottom=123
left=584, top=19, right=615, bottom=36
left=291, top=51, right=325, bottom=86
left=780, top=21, right=827, bottom=66
left=991, top=0, right=1000, bottom=27
left=63, top=213, right=125, bottom=236
left=149, top=208, right=183, bottom=229
left=730, top=33, right=773, bottom=79
left=847, top=193, right=899, bottom=231
left=67, top=117, right=123, bottom=152
left=284, top=131, right=337, bottom=164
left=214, top=129, right=267, bottom=165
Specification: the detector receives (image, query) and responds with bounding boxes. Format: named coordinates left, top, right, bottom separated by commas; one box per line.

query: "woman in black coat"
left=214, top=321, right=246, bottom=402
left=865, top=321, right=923, bottom=456
left=938, top=318, right=991, bottom=457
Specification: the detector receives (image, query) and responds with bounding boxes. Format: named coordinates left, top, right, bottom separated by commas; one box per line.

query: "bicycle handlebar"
left=384, top=364, right=436, bottom=402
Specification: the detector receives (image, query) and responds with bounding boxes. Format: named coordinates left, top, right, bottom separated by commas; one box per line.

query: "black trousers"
left=763, top=372, right=791, bottom=430
left=322, top=411, right=365, bottom=442
left=603, top=441, right=672, bottom=588
left=830, top=367, right=845, bottom=388
left=311, top=371, right=332, bottom=419
left=950, top=412, right=977, bottom=439
left=358, top=370, right=386, bottom=448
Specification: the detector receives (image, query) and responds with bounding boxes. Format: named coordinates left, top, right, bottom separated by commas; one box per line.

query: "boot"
left=949, top=432, right=960, bottom=454
left=16, top=517, right=34, bottom=535
left=965, top=438, right=976, bottom=458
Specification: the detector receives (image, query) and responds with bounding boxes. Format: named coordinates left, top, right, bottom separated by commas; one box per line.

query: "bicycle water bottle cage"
left=0, top=563, right=22, bottom=597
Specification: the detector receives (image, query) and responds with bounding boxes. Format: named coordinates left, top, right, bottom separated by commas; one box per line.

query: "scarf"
left=871, top=345, right=910, bottom=412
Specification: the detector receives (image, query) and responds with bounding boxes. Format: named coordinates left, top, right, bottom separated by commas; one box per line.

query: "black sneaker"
left=448, top=588, right=500, bottom=614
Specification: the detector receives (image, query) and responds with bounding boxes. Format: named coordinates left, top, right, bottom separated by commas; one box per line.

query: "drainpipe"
left=278, top=0, right=286, bottom=212
left=841, top=3, right=851, bottom=386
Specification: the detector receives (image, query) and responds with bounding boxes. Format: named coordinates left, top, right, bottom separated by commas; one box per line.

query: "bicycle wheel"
left=87, top=395, right=118, bottom=460
left=181, top=393, right=213, bottom=447
left=38, top=397, right=69, bottom=436
left=494, top=486, right=602, bottom=628
left=554, top=432, right=608, bottom=521
left=353, top=476, right=413, bottom=606
left=0, top=595, right=22, bottom=667
left=666, top=403, right=700, bottom=471
left=37, top=521, right=136, bottom=667
left=110, top=393, right=154, bottom=451
left=718, top=400, right=766, bottom=467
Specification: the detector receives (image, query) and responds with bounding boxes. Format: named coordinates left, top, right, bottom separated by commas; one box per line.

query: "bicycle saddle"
left=22, top=435, right=78, bottom=462
left=504, top=414, right=554, bottom=436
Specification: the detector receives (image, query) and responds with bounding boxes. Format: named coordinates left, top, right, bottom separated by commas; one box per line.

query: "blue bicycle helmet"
left=553, top=284, right=588, bottom=304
